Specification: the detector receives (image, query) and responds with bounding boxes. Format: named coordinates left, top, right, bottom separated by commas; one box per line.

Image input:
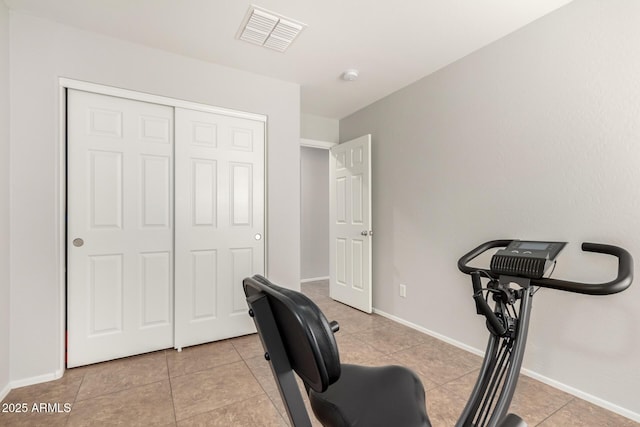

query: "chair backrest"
left=243, top=274, right=341, bottom=393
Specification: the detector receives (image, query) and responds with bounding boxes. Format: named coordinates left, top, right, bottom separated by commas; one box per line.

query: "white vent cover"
left=238, top=6, right=306, bottom=52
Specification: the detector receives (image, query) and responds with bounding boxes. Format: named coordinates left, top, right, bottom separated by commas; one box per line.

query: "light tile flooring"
left=2, top=280, right=638, bottom=426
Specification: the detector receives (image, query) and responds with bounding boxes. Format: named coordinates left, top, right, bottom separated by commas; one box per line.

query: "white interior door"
left=329, top=134, right=372, bottom=313
left=174, top=108, right=264, bottom=349
left=67, top=89, right=174, bottom=367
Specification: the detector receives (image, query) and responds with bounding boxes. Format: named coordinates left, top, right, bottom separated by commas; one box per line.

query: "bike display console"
left=490, top=240, right=567, bottom=279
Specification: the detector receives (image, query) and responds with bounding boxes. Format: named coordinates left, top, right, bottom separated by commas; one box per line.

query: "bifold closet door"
left=67, top=90, right=174, bottom=367
left=174, top=108, right=264, bottom=349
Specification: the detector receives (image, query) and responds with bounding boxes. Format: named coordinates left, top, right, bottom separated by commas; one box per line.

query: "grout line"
left=74, top=378, right=169, bottom=403
left=242, top=358, right=270, bottom=395
left=534, top=397, right=575, bottom=426
left=65, top=368, right=87, bottom=423
left=229, top=338, right=264, bottom=361
left=71, top=371, right=85, bottom=404
left=438, top=369, right=481, bottom=395
left=241, top=356, right=299, bottom=426
left=164, top=350, right=179, bottom=426
left=242, top=360, right=281, bottom=416
left=166, top=358, right=246, bottom=380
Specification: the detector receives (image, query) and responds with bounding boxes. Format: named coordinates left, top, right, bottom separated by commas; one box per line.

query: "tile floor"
left=1, top=280, right=638, bottom=426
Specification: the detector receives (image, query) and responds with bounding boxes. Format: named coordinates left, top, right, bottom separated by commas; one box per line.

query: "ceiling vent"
left=238, top=5, right=306, bottom=52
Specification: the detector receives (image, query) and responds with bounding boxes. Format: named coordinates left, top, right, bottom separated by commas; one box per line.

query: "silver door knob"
left=361, top=231, right=368, bottom=236
left=73, top=238, right=84, bottom=247
left=254, top=233, right=262, bottom=240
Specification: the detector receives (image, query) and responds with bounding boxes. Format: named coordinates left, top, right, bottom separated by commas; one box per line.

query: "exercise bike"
left=244, top=239, right=633, bottom=427
left=455, top=240, right=632, bottom=426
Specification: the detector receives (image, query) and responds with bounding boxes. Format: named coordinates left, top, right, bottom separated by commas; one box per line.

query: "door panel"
left=191, top=249, right=218, bottom=319
left=174, top=108, right=264, bottom=349
left=88, top=254, right=123, bottom=335
left=192, top=160, right=217, bottom=225
left=141, top=156, right=171, bottom=227
left=89, top=150, right=123, bottom=228
left=329, top=135, right=372, bottom=313
left=140, top=251, right=172, bottom=327
left=67, top=89, right=174, bottom=367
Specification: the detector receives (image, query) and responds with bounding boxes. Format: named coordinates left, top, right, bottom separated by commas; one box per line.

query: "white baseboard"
left=372, top=308, right=640, bottom=423
left=520, top=368, right=640, bottom=423
left=301, top=276, right=329, bottom=283
left=10, top=368, right=64, bottom=390
left=0, top=381, right=10, bottom=401
left=373, top=308, right=484, bottom=357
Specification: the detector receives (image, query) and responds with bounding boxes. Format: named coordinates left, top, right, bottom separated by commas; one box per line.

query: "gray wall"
left=340, top=0, right=640, bottom=418
left=301, top=113, right=339, bottom=143
left=0, top=1, right=11, bottom=399
left=301, top=147, right=329, bottom=280
left=9, top=12, right=300, bottom=384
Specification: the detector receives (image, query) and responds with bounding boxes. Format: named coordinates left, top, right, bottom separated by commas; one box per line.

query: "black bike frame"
left=456, top=276, right=532, bottom=427
left=456, top=239, right=633, bottom=427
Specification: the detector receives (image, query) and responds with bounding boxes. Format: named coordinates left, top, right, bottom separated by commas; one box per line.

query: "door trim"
left=58, top=78, right=269, bottom=374
left=59, top=78, right=267, bottom=122
left=300, top=138, right=336, bottom=149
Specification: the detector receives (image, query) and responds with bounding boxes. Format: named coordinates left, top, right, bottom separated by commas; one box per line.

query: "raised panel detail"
left=142, top=156, right=170, bottom=227
left=351, top=146, right=363, bottom=166
left=336, top=151, right=346, bottom=170
left=336, top=177, right=347, bottom=224
left=141, top=252, right=171, bottom=327
left=231, top=248, right=253, bottom=312
left=140, top=116, right=170, bottom=143
left=89, top=254, right=123, bottom=335
left=192, top=250, right=217, bottom=320
left=351, top=174, right=363, bottom=225
left=230, top=163, right=252, bottom=226
left=192, top=159, right=217, bottom=226
left=231, top=128, right=253, bottom=151
left=193, top=122, right=217, bottom=147
left=351, top=240, right=363, bottom=290
left=336, top=238, right=347, bottom=286
left=88, top=108, right=122, bottom=138
left=90, top=150, right=123, bottom=229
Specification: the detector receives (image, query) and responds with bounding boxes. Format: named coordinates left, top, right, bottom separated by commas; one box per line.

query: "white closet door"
left=174, top=108, right=264, bottom=349
left=67, top=90, right=174, bottom=367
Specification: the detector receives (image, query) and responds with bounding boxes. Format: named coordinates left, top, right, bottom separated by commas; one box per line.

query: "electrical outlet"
left=399, top=284, right=407, bottom=298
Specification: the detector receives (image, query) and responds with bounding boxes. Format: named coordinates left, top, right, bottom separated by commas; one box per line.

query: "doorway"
left=300, top=136, right=337, bottom=284
left=300, top=145, right=330, bottom=282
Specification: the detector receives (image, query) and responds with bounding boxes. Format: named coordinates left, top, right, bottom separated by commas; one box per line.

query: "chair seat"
left=244, top=275, right=431, bottom=427
left=309, top=364, right=431, bottom=427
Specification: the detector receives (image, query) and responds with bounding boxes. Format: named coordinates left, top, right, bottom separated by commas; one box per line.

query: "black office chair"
left=243, top=274, right=431, bottom=427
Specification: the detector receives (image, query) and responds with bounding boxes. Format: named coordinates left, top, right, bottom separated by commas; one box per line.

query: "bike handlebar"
left=458, top=240, right=633, bottom=295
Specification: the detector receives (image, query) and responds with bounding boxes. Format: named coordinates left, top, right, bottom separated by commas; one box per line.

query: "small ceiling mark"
left=238, top=5, right=307, bottom=52
left=342, top=69, right=359, bottom=81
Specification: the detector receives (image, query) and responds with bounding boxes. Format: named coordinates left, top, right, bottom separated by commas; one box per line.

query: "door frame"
left=58, top=78, right=268, bottom=374
left=300, top=138, right=336, bottom=150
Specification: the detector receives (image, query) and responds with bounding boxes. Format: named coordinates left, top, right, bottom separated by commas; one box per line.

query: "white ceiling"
left=5, top=0, right=574, bottom=119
